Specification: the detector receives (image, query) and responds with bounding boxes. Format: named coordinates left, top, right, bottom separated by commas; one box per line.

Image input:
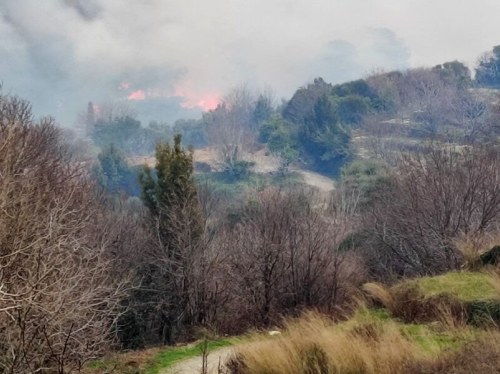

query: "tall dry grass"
left=362, top=282, right=466, bottom=326
left=454, top=231, right=500, bottom=269
left=226, top=311, right=434, bottom=374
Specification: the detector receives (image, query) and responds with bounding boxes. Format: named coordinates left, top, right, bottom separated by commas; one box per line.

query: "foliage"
left=93, top=144, right=141, bottom=196
left=363, top=145, right=500, bottom=277
left=300, top=95, right=351, bottom=171
left=138, top=134, right=204, bottom=344
left=0, top=94, right=127, bottom=373
left=335, top=94, right=371, bottom=125
left=433, top=60, right=472, bottom=88
left=92, top=116, right=170, bottom=155
left=282, top=78, right=332, bottom=124
left=252, top=93, right=274, bottom=125
left=340, top=159, right=392, bottom=209
left=476, top=45, right=500, bottom=87
left=172, top=118, right=208, bottom=148
left=408, top=272, right=498, bottom=302
left=227, top=310, right=474, bottom=374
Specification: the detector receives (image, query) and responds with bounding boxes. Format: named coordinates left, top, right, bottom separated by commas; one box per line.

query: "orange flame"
left=127, top=90, right=146, bottom=101
left=121, top=82, right=220, bottom=112
left=174, top=85, right=220, bottom=111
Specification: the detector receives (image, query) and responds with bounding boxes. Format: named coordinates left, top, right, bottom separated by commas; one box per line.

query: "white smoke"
left=0, top=0, right=497, bottom=125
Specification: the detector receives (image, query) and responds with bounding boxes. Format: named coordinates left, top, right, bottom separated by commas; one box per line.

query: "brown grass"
left=226, top=312, right=441, bottom=374
left=454, top=231, right=500, bottom=269
left=405, top=332, right=500, bottom=373
left=363, top=282, right=466, bottom=326
left=83, top=347, right=161, bottom=374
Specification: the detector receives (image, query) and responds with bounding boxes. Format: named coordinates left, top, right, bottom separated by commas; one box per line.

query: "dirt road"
left=160, top=347, right=234, bottom=374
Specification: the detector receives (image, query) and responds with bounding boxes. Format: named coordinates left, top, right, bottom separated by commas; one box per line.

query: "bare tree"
left=219, top=187, right=364, bottom=327
left=0, top=94, right=127, bottom=373
left=204, top=86, right=257, bottom=172
left=364, top=145, right=500, bottom=278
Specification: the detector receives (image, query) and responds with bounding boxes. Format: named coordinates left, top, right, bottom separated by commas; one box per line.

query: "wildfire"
left=127, top=90, right=146, bottom=101
left=120, top=81, right=220, bottom=111
left=174, top=85, right=220, bottom=111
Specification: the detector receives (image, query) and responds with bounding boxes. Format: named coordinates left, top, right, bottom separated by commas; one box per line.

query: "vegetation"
left=2, top=43, right=500, bottom=373
left=227, top=270, right=500, bottom=374
left=476, top=45, right=500, bottom=87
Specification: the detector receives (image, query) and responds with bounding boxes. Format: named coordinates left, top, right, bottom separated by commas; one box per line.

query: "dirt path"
left=292, top=169, right=335, bottom=192
left=160, top=347, right=235, bottom=374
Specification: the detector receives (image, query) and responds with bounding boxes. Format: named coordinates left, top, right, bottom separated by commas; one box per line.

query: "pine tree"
left=139, top=134, right=204, bottom=343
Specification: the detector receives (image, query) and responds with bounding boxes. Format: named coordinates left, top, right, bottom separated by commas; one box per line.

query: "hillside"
left=128, top=146, right=336, bottom=192
left=222, top=269, right=500, bottom=373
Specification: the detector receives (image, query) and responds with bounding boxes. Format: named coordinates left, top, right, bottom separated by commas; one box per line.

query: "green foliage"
left=93, top=144, right=141, bottom=196
left=433, top=60, right=472, bottom=88
left=258, top=114, right=299, bottom=173
left=253, top=94, right=274, bottom=125
left=137, top=134, right=204, bottom=344
left=92, top=116, right=170, bottom=155
left=172, top=118, right=208, bottom=148
left=410, top=272, right=498, bottom=302
left=300, top=95, right=351, bottom=171
left=221, top=160, right=256, bottom=182
left=283, top=78, right=333, bottom=124
left=332, top=79, right=377, bottom=99
left=140, top=134, right=200, bottom=221
left=335, top=95, right=371, bottom=125
left=340, top=159, right=392, bottom=209
left=476, top=45, right=500, bottom=87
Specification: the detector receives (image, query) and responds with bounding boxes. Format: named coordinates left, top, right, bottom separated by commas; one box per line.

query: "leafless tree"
left=204, top=86, right=257, bottom=171
left=364, top=145, right=500, bottom=278
left=218, top=187, right=364, bottom=328
left=0, top=94, right=128, bottom=373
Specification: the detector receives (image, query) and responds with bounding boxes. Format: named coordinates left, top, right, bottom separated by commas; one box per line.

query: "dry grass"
left=363, top=281, right=466, bottom=325
left=405, top=331, right=500, bottom=373
left=227, top=270, right=500, bottom=373
left=226, top=310, right=472, bottom=374
left=454, top=231, right=500, bottom=269
left=84, top=347, right=161, bottom=373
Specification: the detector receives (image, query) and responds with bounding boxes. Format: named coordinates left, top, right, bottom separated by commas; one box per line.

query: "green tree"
left=300, top=95, right=350, bottom=172
left=252, top=93, right=274, bottom=125
left=283, top=77, right=332, bottom=123
left=139, top=134, right=204, bottom=343
left=476, top=45, right=500, bottom=87
left=433, top=60, right=472, bottom=88
left=93, top=144, right=140, bottom=195
left=340, top=159, right=392, bottom=210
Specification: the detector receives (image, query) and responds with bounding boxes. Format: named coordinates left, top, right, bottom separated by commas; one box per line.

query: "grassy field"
left=228, top=270, right=500, bottom=374
left=86, top=270, right=500, bottom=373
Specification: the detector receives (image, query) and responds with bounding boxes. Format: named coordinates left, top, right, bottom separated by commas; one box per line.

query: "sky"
left=0, top=0, right=499, bottom=126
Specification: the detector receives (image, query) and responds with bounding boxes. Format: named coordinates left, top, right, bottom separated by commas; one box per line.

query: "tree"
left=252, top=92, right=274, bottom=126
left=93, top=144, right=140, bottom=196
left=300, top=95, right=351, bottom=171
left=364, top=145, right=500, bottom=278
left=139, top=134, right=205, bottom=343
left=220, top=187, right=363, bottom=326
left=476, top=45, right=500, bottom=87
left=204, top=86, right=257, bottom=176
left=0, top=94, right=127, bottom=373
left=433, top=60, right=472, bottom=88
left=283, top=78, right=332, bottom=124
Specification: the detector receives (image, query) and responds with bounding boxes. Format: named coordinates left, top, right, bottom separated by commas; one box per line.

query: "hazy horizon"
left=1, top=0, right=499, bottom=126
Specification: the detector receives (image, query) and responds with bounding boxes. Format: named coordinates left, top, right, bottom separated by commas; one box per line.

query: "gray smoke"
left=0, top=0, right=497, bottom=126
